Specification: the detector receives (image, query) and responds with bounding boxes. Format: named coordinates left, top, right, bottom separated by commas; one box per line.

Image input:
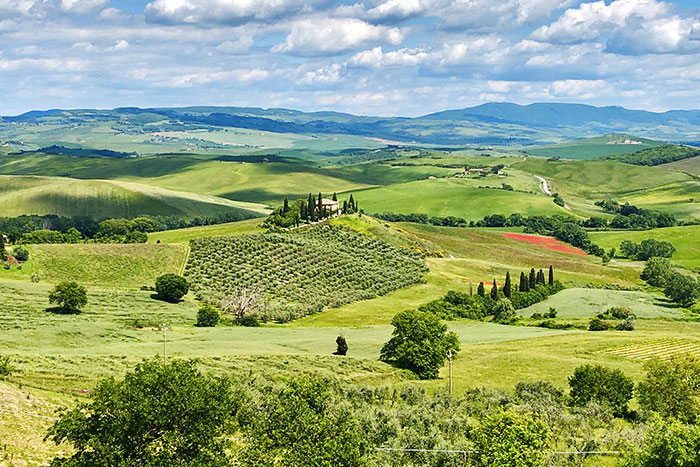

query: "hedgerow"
left=185, top=225, right=427, bottom=322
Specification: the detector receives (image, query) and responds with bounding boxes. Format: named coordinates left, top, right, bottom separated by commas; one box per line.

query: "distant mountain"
left=2, top=103, right=700, bottom=147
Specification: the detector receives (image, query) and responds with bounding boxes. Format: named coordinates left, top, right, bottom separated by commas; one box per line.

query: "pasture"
left=524, top=134, right=663, bottom=160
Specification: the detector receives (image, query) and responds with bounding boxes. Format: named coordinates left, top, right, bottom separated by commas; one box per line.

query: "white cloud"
left=145, top=0, right=327, bottom=25
left=347, top=46, right=429, bottom=68
left=272, top=17, right=404, bottom=56
left=167, top=69, right=269, bottom=87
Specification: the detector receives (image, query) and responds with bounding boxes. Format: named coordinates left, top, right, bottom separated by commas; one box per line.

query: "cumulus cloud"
left=271, top=17, right=404, bottom=56
left=145, top=0, right=327, bottom=25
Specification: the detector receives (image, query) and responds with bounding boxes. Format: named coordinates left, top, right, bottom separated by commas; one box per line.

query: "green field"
left=662, top=155, right=700, bottom=175
left=148, top=218, right=264, bottom=243
left=591, top=225, right=700, bottom=271
left=525, top=134, right=663, bottom=160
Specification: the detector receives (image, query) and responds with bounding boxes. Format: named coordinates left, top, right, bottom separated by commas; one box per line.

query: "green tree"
left=472, top=410, right=550, bottom=467
left=490, top=279, right=498, bottom=300
left=334, top=335, right=348, bottom=356
left=12, top=245, right=29, bottom=262
left=380, top=309, right=460, bottom=379
left=641, top=257, right=673, bottom=287
left=0, top=234, right=6, bottom=261
left=283, top=198, right=289, bottom=214
left=663, top=272, right=699, bottom=306
left=239, top=377, right=368, bottom=466
left=46, top=359, right=240, bottom=467
left=529, top=268, right=537, bottom=289
left=637, top=355, right=700, bottom=423
left=195, top=304, right=220, bottom=327
left=568, top=364, right=634, bottom=416
left=477, top=281, right=485, bottom=297
left=548, top=265, right=554, bottom=286
left=154, top=274, right=189, bottom=303
left=48, top=281, right=88, bottom=313
left=492, top=298, right=516, bottom=325
left=520, top=271, right=528, bottom=292
left=332, top=192, right=337, bottom=201
left=624, top=418, right=700, bottom=467
left=536, top=269, right=545, bottom=285
left=503, top=271, right=512, bottom=298
left=64, top=227, right=82, bottom=244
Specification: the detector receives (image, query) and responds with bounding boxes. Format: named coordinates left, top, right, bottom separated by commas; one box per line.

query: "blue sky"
left=0, top=0, right=699, bottom=116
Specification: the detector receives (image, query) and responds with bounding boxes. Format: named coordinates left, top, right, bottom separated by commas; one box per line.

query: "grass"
left=355, top=177, right=567, bottom=221
left=590, top=225, right=700, bottom=271
left=1, top=243, right=188, bottom=286
left=0, top=174, right=267, bottom=218
left=148, top=218, right=264, bottom=243
left=524, top=134, right=663, bottom=160
left=662, top=155, right=700, bottom=175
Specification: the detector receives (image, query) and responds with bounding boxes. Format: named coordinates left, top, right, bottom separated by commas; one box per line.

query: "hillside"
left=604, top=144, right=700, bottom=166
left=0, top=174, right=268, bottom=219
left=524, top=134, right=664, bottom=160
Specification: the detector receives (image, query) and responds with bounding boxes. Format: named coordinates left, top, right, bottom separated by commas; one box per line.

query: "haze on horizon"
left=1, top=0, right=699, bottom=116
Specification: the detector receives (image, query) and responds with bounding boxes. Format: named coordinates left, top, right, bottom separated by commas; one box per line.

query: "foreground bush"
left=155, top=273, right=189, bottom=303
left=623, top=418, right=700, bottom=467
left=568, top=364, right=634, bottom=416
left=195, top=305, right=220, bottom=327
left=472, top=410, right=550, bottom=467
left=638, top=355, right=700, bottom=423
left=48, top=281, right=87, bottom=313
left=380, top=309, right=459, bottom=379
left=46, top=359, right=240, bottom=466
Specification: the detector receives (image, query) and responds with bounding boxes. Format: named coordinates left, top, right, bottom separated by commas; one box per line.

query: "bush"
left=48, top=281, right=88, bottom=313
left=588, top=317, right=610, bottom=331
left=615, top=317, right=636, bottom=331
left=334, top=335, right=348, bottom=356
left=0, top=356, right=14, bottom=377
left=568, top=364, right=634, bottom=416
left=637, top=355, right=700, bottom=423
left=624, top=418, right=700, bottom=467
left=155, top=274, right=189, bottom=303
left=236, top=315, right=260, bottom=327
left=195, top=305, right=220, bottom=327
left=492, top=298, right=517, bottom=324
left=380, top=309, right=460, bottom=379
left=471, top=410, right=550, bottom=467
left=12, top=246, right=29, bottom=262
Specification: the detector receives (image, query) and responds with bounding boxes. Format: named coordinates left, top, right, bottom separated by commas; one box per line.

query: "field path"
left=535, top=174, right=571, bottom=210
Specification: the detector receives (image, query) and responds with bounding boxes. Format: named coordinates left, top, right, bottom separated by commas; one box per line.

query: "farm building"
left=321, top=198, right=340, bottom=213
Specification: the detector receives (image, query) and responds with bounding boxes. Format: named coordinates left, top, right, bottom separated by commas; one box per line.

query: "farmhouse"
left=321, top=198, right=340, bottom=213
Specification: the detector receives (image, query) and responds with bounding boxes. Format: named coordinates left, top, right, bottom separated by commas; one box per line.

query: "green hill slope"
left=0, top=175, right=268, bottom=218
left=525, top=134, right=664, bottom=160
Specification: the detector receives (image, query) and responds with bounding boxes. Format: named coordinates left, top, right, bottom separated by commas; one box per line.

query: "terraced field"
left=606, top=339, right=700, bottom=360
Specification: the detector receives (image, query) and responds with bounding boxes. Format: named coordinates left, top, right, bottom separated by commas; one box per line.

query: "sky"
left=1, top=0, right=699, bottom=116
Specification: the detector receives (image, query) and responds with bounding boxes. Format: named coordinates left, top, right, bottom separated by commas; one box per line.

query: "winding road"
left=535, top=175, right=552, bottom=195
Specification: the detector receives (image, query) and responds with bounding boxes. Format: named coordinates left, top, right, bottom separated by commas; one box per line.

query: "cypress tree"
left=503, top=271, right=511, bottom=298
left=317, top=192, right=323, bottom=213
left=343, top=200, right=348, bottom=214
left=348, top=194, right=355, bottom=213
left=529, top=268, right=537, bottom=289
left=477, top=282, right=485, bottom=297
left=332, top=192, right=337, bottom=201
left=469, top=282, right=474, bottom=296
left=300, top=201, right=307, bottom=221
left=0, top=234, right=6, bottom=262
left=283, top=198, right=289, bottom=214
left=548, top=265, right=554, bottom=286
left=520, top=272, right=528, bottom=292
left=490, top=279, right=498, bottom=300
left=537, top=269, right=545, bottom=285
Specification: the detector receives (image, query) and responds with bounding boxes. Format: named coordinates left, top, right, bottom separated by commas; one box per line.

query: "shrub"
left=195, top=305, right=220, bottom=327
left=380, top=309, right=460, bottom=379
left=236, top=316, right=260, bottom=327
left=12, top=246, right=29, bottom=262
left=492, top=298, right=517, bottom=324
left=637, top=355, right=700, bottom=423
left=663, top=272, right=700, bottom=307
left=0, top=356, right=14, bottom=377
left=588, top=317, right=610, bottom=331
left=624, top=418, right=700, bottom=467
left=471, top=410, right=550, bottom=467
left=568, top=364, right=634, bottom=416
left=615, top=317, right=636, bottom=331
left=31, top=273, right=40, bottom=283
left=155, top=274, right=189, bottom=303
left=48, top=281, right=88, bottom=313
left=334, top=335, right=348, bottom=356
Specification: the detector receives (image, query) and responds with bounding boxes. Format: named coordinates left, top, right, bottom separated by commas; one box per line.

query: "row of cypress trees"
left=474, top=266, right=555, bottom=299
left=288, top=193, right=358, bottom=223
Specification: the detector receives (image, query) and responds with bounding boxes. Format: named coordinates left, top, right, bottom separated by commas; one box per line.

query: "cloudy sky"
left=1, top=0, right=699, bottom=116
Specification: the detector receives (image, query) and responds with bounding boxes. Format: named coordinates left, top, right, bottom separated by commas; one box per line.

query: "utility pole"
left=447, top=350, right=453, bottom=395
left=161, top=323, right=168, bottom=364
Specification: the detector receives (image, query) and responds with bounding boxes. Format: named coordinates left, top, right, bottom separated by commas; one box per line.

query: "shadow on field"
left=45, top=306, right=81, bottom=315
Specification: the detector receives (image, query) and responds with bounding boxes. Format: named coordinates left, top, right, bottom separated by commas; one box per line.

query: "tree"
left=529, top=268, right=537, bottom=289
left=472, top=410, right=550, bottom=467
left=490, top=279, right=498, bottom=300
left=380, top=309, right=460, bottom=379
left=195, top=304, right=220, bottom=327
left=0, top=234, right=6, bottom=261
left=641, top=257, right=673, bottom=287
left=548, top=265, right=554, bottom=286
left=283, top=198, right=289, bottom=214
left=220, top=287, right=264, bottom=319
left=624, top=418, right=700, bottom=467
left=48, top=281, right=88, bottom=313
left=348, top=194, right=355, bottom=214
left=503, top=272, right=512, bottom=298
left=332, top=192, right=337, bottom=201
left=477, top=281, right=485, bottom=297
left=154, top=274, right=189, bottom=303
left=239, top=377, right=369, bottom=467
left=334, top=335, right=348, bottom=356
left=663, top=272, right=699, bottom=306
left=519, top=272, right=528, bottom=292
left=46, top=359, right=240, bottom=467
left=492, top=298, right=516, bottom=324
left=637, top=355, right=700, bottom=423
left=300, top=201, right=307, bottom=221
left=568, top=364, right=634, bottom=416
left=12, top=246, right=29, bottom=262
left=536, top=269, right=545, bottom=285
